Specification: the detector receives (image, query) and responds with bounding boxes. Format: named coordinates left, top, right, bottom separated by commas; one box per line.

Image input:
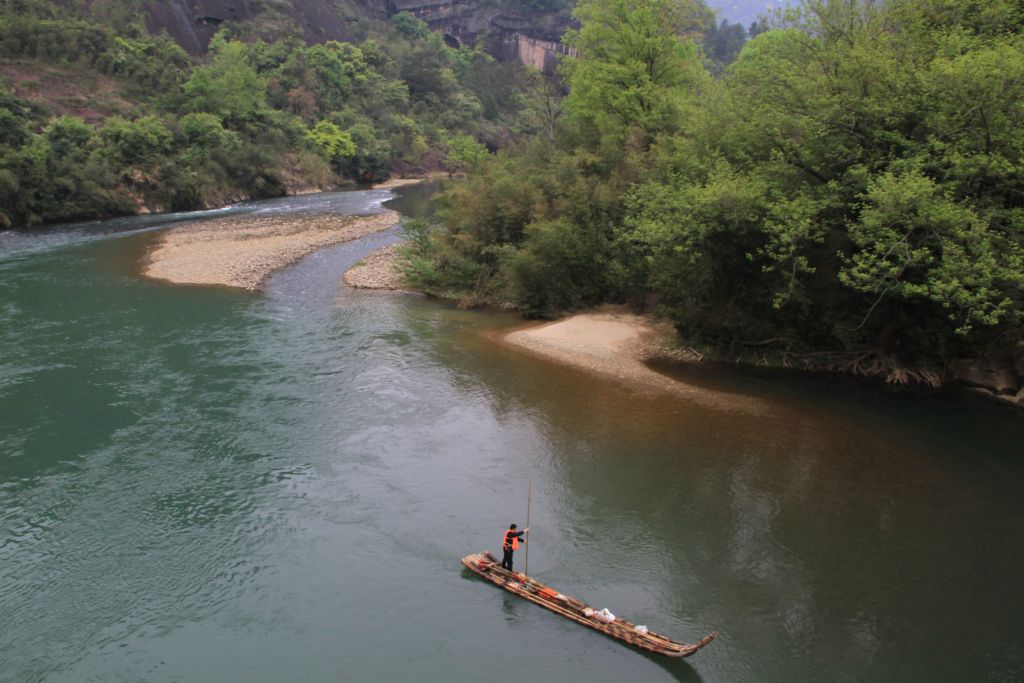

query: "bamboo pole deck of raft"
left=461, top=552, right=717, bottom=658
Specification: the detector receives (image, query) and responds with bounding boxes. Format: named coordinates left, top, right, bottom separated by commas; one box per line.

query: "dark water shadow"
left=382, top=181, right=443, bottom=219
left=640, top=650, right=707, bottom=683
left=501, top=592, right=523, bottom=621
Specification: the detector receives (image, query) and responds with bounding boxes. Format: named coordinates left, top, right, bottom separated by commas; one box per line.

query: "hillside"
left=0, top=0, right=560, bottom=227
left=0, top=0, right=762, bottom=228
left=142, top=0, right=376, bottom=54
left=0, top=60, right=138, bottom=123
left=117, top=0, right=572, bottom=55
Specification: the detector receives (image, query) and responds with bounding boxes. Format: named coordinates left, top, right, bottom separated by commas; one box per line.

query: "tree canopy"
left=0, top=3, right=549, bottom=225
left=405, top=0, right=1024, bottom=375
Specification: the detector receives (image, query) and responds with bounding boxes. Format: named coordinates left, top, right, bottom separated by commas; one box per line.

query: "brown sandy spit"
left=501, top=308, right=769, bottom=415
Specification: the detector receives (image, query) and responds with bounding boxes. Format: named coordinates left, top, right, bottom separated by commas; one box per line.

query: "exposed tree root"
left=777, top=350, right=943, bottom=387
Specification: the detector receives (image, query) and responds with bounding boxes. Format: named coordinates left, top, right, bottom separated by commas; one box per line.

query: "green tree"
left=343, top=122, right=392, bottom=182
left=0, top=87, right=45, bottom=226
left=184, top=36, right=267, bottom=126
left=392, top=12, right=429, bottom=40
left=307, top=120, right=356, bottom=167
left=99, top=116, right=173, bottom=171
left=100, top=35, right=191, bottom=93
left=179, top=113, right=239, bottom=153
left=562, top=0, right=704, bottom=147
left=630, top=0, right=1024, bottom=356
left=444, top=134, right=489, bottom=174
left=841, top=170, right=1023, bottom=335
left=703, top=19, right=747, bottom=71
left=31, top=116, right=130, bottom=222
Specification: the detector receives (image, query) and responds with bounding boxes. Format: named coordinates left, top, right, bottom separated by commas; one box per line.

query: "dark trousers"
left=501, top=546, right=514, bottom=570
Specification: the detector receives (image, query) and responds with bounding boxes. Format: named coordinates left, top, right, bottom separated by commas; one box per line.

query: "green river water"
left=2, top=186, right=1023, bottom=682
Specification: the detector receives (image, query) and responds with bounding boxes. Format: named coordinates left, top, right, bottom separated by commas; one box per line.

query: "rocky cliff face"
left=142, top=0, right=384, bottom=54
left=388, top=0, right=500, bottom=45
left=140, top=0, right=573, bottom=73
left=489, top=31, right=574, bottom=73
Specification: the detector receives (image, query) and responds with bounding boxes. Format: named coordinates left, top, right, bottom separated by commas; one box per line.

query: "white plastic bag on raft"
left=634, top=625, right=649, bottom=635
left=595, top=608, right=616, bottom=623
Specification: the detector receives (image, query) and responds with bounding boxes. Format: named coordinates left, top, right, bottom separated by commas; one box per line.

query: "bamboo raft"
left=461, top=551, right=717, bottom=658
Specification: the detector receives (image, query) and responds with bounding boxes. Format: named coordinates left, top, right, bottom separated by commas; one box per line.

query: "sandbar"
left=501, top=308, right=767, bottom=413
left=145, top=210, right=401, bottom=290
left=371, top=177, right=426, bottom=190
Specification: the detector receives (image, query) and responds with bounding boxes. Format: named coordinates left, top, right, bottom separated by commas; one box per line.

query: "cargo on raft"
left=461, top=551, right=717, bottom=658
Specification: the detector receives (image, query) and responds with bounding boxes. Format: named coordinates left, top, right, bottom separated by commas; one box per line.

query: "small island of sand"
left=501, top=308, right=768, bottom=413
left=145, top=210, right=401, bottom=290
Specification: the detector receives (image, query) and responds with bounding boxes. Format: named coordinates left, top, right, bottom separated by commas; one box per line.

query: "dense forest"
left=403, top=0, right=1024, bottom=377
left=0, top=1, right=546, bottom=226
left=4, top=0, right=1017, bottom=378
left=0, top=0, right=767, bottom=228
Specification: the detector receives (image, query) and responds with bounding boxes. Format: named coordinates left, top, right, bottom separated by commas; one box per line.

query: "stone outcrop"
left=391, top=0, right=496, bottom=31
left=489, top=30, right=576, bottom=73
left=142, top=0, right=372, bottom=54
left=949, top=358, right=1020, bottom=395
left=949, top=356, right=1024, bottom=407
left=139, top=0, right=574, bottom=74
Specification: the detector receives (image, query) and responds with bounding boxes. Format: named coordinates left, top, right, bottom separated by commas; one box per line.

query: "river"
left=1, top=186, right=1023, bottom=682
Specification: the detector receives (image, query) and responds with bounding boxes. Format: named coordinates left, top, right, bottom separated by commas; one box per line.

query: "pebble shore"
left=342, top=244, right=405, bottom=290
left=145, top=211, right=401, bottom=290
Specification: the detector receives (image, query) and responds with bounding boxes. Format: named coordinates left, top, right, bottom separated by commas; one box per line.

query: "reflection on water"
left=1, top=189, right=1023, bottom=682
left=383, top=180, right=444, bottom=219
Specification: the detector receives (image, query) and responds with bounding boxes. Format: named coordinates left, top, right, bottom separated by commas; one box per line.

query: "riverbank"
left=144, top=210, right=401, bottom=290
left=500, top=308, right=768, bottom=414
left=500, top=310, right=1024, bottom=413
left=371, top=177, right=427, bottom=190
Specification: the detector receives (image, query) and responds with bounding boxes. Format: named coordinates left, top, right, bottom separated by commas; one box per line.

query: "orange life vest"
left=503, top=529, right=519, bottom=550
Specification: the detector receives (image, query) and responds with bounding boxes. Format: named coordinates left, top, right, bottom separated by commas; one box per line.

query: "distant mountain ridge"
left=707, top=0, right=792, bottom=27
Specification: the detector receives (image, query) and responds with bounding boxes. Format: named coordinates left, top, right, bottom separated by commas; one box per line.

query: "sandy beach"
left=501, top=308, right=767, bottom=413
left=145, top=210, right=401, bottom=290
left=343, top=244, right=405, bottom=290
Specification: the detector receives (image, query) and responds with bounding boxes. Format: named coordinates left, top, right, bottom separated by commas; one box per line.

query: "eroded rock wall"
left=139, top=0, right=573, bottom=74
left=142, top=0, right=368, bottom=54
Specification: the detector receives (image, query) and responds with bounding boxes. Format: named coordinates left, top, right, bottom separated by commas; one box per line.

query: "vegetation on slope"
left=0, top=5, right=541, bottom=226
left=402, top=0, right=1024, bottom=375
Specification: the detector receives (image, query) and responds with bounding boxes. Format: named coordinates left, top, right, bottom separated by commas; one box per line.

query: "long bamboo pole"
left=525, top=479, right=532, bottom=576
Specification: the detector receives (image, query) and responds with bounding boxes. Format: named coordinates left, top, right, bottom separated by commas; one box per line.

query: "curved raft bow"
left=462, top=551, right=717, bottom=657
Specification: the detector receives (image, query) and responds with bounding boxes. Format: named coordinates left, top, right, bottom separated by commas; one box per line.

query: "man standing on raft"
left=501, top=523, right=528, bottom=571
